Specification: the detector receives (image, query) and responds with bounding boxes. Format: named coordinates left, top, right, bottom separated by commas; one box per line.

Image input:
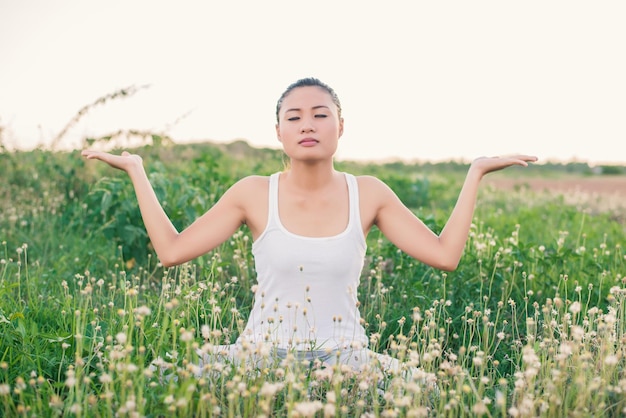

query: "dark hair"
left=275, top=77, right=342, bottom=122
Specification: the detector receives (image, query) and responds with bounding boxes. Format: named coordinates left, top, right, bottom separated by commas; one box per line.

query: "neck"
left=283, top=159, right=337, bottom=190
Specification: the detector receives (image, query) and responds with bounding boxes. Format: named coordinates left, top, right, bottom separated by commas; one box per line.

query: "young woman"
left=82, top=77, right=537, bottom=377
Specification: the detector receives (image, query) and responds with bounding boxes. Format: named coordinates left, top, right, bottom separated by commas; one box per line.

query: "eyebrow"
left=284, top=105, right=330, bottom=113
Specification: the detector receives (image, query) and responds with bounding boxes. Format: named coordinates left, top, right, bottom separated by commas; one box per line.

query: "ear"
left=275, top=123, right=282, bottom=143
left=338, top=118, right=344, bottom=138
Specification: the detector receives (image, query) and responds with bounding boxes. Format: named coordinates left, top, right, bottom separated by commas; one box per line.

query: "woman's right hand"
left=81, top=150, right=143, bottom=173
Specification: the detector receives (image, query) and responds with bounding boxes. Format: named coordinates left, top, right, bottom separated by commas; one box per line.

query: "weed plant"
left=1, top=144, right=625, bottom=416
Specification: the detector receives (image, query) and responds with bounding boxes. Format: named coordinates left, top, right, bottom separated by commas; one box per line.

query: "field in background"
left=1, top=141, right=625, bottom=416
left=485, top=174, right=626, bottom=223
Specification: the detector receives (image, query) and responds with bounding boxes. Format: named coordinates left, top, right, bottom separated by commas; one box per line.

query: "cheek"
left=277, top=124, right=297, bottom=140
left=275, top=124, right=284, bottom=141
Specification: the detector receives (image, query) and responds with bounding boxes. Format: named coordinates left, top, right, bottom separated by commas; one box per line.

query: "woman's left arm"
left=373, top=155, right=537, bottom=271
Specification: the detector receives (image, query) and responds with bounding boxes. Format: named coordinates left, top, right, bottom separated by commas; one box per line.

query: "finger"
left=515, top=155, right=538, bottom=162
left=85, top=152, right=103, bottom=160
left=518, top=155, right=538, bottom=165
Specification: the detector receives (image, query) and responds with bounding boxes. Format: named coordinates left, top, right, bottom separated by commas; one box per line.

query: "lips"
left=298, top=138, right=319, bottom=146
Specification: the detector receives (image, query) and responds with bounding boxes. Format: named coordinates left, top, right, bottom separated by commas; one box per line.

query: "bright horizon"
left=1, top=1, right=625, bottom=165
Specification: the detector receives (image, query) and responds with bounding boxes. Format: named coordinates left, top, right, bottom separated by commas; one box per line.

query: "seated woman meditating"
left=82, top=77, right=537, bottom=379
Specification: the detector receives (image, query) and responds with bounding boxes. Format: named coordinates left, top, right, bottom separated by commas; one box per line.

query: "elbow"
left=408, top=247, right=461, bottom=272
left=153, top=239, right=188, bottom=268
left=159, top=259, right=178, bottom=268
left=438, top=263, right=458, bottom=272
left=157, top=252, right=185, bottom=268
left=433, top=256, right=460, bottom=272
left=434, top=263, right=458, bottom=272
left=432, top=242, right=463, bottom=271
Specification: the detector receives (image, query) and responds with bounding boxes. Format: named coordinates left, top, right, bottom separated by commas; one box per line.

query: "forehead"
left=281, top=86, right=335, bottom=110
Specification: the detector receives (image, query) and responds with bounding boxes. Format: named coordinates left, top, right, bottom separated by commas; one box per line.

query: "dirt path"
left=484, top=176, right=626, bottom=219
left=484, top=176, right=626, bottom=196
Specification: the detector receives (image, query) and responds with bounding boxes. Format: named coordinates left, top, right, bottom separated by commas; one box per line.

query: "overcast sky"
left=1, top=1, right=624, bottom=164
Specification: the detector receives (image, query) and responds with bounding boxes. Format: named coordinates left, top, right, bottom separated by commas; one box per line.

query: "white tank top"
left=241, top=172, right=369, bottom=350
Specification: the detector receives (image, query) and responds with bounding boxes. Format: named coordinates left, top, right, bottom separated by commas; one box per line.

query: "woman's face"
left=275, top=86, right=344, bottom=162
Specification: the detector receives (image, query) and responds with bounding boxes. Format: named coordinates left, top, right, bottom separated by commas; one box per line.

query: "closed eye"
left=287, top=116, right=300, bottom=121
left=315, top=114, right=327, bottom=118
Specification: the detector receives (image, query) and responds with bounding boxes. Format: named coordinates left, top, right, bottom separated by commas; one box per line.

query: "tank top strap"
left=344, top=173, right=364, bottom=238
left=267, top=172, right=281, bottom=228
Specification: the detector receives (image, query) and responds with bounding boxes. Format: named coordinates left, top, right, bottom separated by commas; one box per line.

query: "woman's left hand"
left=471, top=154, right=538, bottom=177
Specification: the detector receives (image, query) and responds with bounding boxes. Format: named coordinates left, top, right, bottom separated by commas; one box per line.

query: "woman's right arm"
left=81, top=150, right=246, bottom=267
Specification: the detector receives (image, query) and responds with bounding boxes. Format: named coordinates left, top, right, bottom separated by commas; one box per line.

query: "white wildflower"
left=569, top=301, right=581, bottom=314
left=294, top=400, right=323, bottom=417
left=116, top=332, right=127, bottom=345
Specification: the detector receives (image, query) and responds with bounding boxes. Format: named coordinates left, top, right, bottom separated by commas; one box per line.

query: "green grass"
left=1, top=143, right=625, bottom=416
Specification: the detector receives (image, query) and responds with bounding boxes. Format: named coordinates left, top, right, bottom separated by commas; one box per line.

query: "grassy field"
left=1, top=142, right=625, bottom=417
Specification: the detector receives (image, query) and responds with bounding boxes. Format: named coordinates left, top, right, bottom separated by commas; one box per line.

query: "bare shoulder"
left=228, top=175, right=269, bottom=197
left=232, top=174, right=270, bottom=189
left=226, top=175, right=270, bottom=202
left=226, top=175, right=270, bottom=236
left=353, top=175, right=400, bottom=229
left=355, top=174, right=405, bottom=209
left=355, top=175, right=395, bottom=198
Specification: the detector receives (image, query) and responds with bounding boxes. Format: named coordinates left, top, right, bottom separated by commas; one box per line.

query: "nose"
left=300, top=117, right=315, bottom=133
